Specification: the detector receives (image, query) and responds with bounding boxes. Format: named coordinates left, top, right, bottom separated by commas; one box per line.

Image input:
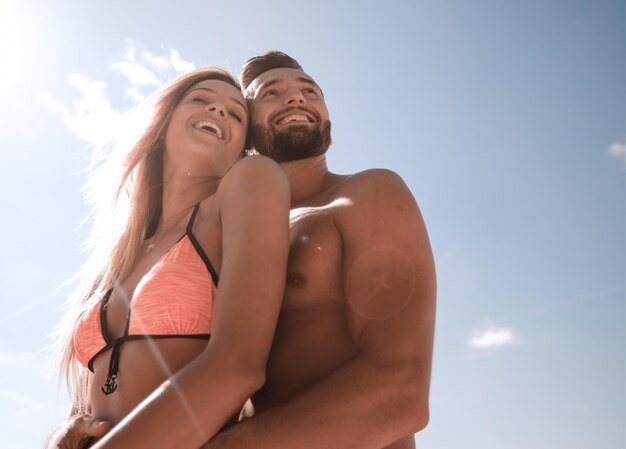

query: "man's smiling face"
left=247, top=67, right=331, bottom=162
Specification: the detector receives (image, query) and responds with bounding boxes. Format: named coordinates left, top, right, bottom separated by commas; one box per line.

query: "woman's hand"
left=45, top=415, right=112, bottom=449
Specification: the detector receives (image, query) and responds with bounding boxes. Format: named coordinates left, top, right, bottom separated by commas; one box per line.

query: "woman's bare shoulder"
left=228, top=154, right=283, bottom=177
left=219, top=155, right=288, bottom=197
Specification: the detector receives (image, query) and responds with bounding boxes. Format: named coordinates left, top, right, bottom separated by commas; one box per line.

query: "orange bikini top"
left=73, top=203, right=218, bottom=394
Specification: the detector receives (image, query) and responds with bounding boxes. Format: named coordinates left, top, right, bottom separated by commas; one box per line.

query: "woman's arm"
left=89, top=156, right=290, bottom=449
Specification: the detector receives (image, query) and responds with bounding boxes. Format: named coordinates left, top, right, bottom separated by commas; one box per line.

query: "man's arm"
left=206, top=169, right=436, bottom=449
left=44, top=413, right=111, bottom=449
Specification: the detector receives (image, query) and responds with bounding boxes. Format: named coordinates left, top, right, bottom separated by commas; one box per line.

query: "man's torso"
left=253, top=172, right=416, bottom=449
left=255, top=180, right=354, bottom=406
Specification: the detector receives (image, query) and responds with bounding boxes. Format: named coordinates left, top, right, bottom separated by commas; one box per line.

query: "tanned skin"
left=47, top=67, right=436, bottom=449
left=45, top=80, right=291, bottom=449
left=203, top=68, right=436, bottom=449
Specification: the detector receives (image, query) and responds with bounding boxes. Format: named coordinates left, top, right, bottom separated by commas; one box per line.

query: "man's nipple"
left=286, top=271, right=307, bottom=288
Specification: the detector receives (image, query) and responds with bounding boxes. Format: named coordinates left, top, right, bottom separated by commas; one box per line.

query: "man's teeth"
left=193, top=120, right=223, bottom=139
left=278, top=114, right=311, bottom=125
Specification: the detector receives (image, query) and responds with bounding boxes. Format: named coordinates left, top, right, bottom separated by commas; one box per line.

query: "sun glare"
left=0, top=2, right=40, bottom=99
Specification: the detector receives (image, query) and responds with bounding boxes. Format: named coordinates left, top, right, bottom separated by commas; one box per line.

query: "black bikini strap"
left=186, top=203, right=201, bottom=234
left=100, top=289, right=114, bottom=343
left=183, top=202, right=219, bottom=286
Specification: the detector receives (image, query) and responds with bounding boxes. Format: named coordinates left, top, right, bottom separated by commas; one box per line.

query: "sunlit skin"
left=91, top=79, right=250, bottom=424
left=46, top=77, right=291, bottom=449
left=203, top=67, right=436, bottom=449
left=47, top=66, right=436, bottom=449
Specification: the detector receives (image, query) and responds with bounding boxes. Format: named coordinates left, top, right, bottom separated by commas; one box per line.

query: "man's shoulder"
left=327, top=168, right=418, bottom=232
left=335, top=168, right=411, bottom=202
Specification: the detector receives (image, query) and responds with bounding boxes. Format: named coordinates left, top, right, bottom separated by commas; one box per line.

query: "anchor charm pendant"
left=102, top=374, right=118, bottom=395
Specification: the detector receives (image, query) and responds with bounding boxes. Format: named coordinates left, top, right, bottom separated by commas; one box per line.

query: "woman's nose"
left=206, top=102, right=227, bottom=119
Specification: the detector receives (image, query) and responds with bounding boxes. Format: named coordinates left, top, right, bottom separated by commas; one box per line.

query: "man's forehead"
left=247, top=67, right=317, bottom=95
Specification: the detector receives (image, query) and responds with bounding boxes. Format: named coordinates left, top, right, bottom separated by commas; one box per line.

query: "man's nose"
left=284, top=87, right=306, bottom=105
left=206, top=101, right=227, bottom=119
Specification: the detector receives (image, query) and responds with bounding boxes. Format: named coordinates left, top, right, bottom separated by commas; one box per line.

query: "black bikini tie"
left=102, top=339, right=122, bottom=395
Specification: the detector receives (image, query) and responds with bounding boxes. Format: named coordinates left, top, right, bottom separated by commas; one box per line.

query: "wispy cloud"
left=117, top=39, right=197, bottom=77
left=466, top=322, right=521, bottom=358
left=608, top=140, right=626, bottom=168
left=109, top=60, right=160, bottom=87
left=110, top=39, right=197, bottom=102
left=39, top=40, right=197, bottom=146
left=39, top=74, right=124, bottom=147
left=169, top=48, right=196, bottom=73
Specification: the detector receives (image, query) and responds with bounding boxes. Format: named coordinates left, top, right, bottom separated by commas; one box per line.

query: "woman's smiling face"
left=165, top=78, right=249, bottom=176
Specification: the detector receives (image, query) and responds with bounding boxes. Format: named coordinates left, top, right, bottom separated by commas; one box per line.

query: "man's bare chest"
left=282, top=204, right=345, bottom=309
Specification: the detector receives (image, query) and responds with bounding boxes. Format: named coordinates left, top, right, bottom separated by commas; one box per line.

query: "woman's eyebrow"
left=189, top=87, right=246, bottom=112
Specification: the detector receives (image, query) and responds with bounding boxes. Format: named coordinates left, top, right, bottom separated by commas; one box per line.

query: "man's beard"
left=250, top=120, right=332, bottom=163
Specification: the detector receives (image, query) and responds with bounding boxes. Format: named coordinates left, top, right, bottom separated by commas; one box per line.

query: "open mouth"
left=272, top=110, right=316, bottom=126
left=193, top=120, right=223, bottom=139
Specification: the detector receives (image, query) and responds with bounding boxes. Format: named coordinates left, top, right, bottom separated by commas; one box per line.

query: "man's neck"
left=279, top=155, right=330, bottom=206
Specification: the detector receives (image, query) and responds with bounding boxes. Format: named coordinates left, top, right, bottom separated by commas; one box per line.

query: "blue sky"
left=1, top=1, right=625, bottom=448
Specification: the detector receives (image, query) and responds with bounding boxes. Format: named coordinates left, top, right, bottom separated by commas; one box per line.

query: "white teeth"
left=193, top=120, right=223, bottom=139
left=278, top=114, right=311, bottom=125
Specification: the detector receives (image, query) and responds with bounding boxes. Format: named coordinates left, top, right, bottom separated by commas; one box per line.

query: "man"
left=49, top=52, right=435, bottom=449
left=207, top=51, right=436, bottom=449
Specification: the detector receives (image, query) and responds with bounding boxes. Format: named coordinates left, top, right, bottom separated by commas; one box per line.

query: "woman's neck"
left=158, top=164, right=219, bottom=234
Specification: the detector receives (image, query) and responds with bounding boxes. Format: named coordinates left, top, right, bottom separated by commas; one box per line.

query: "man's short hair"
left=240, top=51, right=303, bottom=92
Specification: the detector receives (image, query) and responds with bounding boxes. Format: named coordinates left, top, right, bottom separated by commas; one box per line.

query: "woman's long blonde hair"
left=56, top=67, right=242, bottom=413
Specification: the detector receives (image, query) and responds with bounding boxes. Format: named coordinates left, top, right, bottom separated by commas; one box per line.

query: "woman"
left=47, top=68, right=290, bottom=448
